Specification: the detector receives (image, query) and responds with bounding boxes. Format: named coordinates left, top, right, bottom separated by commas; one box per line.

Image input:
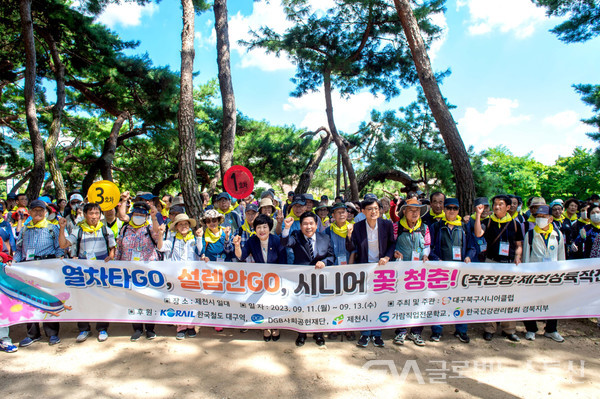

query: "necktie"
left=307, top=237, right=314, bottom=260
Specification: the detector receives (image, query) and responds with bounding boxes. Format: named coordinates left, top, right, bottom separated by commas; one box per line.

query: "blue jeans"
left=396, top=326, right=424, bottom=335
left=361, top=330, right=382, bottom=337
left=431, top=324, right=467, bottom=334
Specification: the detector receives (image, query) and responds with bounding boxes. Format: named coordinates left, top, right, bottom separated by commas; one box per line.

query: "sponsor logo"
left=378, top=311, right=390, bottom=323
left=160, top=308, right=195, bottom=318
left=251, top=314, right=265, bottom=324
left=332, top=314, right=344, bottom=325
left=453, top=307, right=464, bottom=318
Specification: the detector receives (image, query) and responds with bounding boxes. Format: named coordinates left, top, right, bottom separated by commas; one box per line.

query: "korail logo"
left=332, top=314, right=344, bottom=325
left=378, top=311, right=390, bottom=323
left=453, top=307, right=465, bottom=318
left=251, top=314, right=265, bottom=324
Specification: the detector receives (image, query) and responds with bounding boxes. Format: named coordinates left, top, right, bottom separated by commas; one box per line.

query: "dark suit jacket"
left=239, top=234, right=287, bottom=264
left=281, top=230, right=335, bottom=266
left=346, top=218, right=395, bottom=263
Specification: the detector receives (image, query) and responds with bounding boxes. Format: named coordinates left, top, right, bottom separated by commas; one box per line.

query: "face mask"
left=591, top=214, right=600, bottom=224
left=132, top=215, right=147, bottom=226
left=517, top=205, right=522, bottom=212
left=535, top=217, right=549, bottom=228
left=47, top=213, right=56, bottom=221
left=581, top=211, right=588, bottom=219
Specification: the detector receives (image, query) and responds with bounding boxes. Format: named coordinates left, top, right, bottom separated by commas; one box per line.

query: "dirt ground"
left=1, top=318, right=599, bottom=398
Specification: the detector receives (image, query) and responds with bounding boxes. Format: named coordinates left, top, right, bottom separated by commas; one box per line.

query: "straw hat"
left=169, top=214, right=197, bottom=231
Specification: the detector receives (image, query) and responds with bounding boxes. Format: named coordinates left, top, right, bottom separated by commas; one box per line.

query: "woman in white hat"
left=158, top=214, right=203, bottom=261
left=199, top=209, right=233, bottom=262
left=157, top=214, right=203, bottom=340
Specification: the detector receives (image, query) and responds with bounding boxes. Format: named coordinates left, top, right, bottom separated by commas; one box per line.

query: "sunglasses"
left=206, top=218, right=221, bottom=224
left=445, top=206, right=459, bottom=211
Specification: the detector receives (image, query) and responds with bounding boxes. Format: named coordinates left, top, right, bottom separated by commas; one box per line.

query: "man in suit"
left=282, top=211, right=335, bottom=346
left=346, top=195, right=395, bottom=348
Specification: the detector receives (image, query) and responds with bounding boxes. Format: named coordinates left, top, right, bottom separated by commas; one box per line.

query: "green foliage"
left=244, top=0, right=445, bottom=101
left=534, top=0, right=600, bottom=43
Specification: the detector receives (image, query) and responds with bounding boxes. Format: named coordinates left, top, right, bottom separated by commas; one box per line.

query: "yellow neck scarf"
left=534, top=223, right=554, bottom=240
left=512, top=211, right=521, bottom=219
left=442, top=215, right=462, bottom=226
left=554, top=214, right=565, bottom=223
left=47, top=219, right=59, bottom=226
left=563, top=211, right=577, bottom=221
left=430, top=209, right=445, bottom=219
left=289, top=208, right=301, bottom=221
left=217, top=206, right=235, bottom=216
left=79, top=221, right=104, bottom=234
left=128, top=219, right=150, bottom=229
left=400, top=217, right=422, bottom=233
left=490, top=213, right=513, bottom=227
left=578, top=218, right=591, bottom=225
left=471, top=213, right=489, bottom=220
left=176, top=231, right=194, bottom=242
left=331, top=221, right=350, bottom=238
left=26, top=218, right=49, bottom=229
left=204, top=227, right=224, bottom=244
left=592, top=222, right=600, bottom=230
left=241, top=220, right=255, bottom=236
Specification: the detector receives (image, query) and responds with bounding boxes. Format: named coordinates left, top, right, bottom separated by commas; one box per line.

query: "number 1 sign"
left=223, top=165, right=254, bottom=200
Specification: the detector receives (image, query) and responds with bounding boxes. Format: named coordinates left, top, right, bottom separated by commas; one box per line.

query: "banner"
left=1, top=259, right=599, bottom=331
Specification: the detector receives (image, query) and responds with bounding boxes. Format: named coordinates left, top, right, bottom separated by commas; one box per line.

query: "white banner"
left=1, top=259, right=599, bottom=331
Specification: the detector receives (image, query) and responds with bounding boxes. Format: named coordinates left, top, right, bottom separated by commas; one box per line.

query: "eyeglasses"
left=364, top=207, right=379, bottom=212
left=206, top=218, right=220, bottom=224
left=445, top=206, right=459, bottom=211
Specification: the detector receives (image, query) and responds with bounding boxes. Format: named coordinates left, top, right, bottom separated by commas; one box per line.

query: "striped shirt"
left=66, top=226, right=116, bottom=260
left=14, top=224, right=64, bottom=262
left=159, top=236, right=202, bottom=261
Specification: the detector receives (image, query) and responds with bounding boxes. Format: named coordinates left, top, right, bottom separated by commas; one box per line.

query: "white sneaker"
left=543, top=331, right=564, bottom=342
left=525, top=332, right=536, bottom=341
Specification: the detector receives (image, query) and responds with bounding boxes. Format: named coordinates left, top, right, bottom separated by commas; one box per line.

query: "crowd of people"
left=1, top=187, right=599, bottom=353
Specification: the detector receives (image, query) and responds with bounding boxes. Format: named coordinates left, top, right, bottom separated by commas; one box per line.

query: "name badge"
left=217, top=255, right=226, bottom=262
left=499, top=241, right=510, bottom=257
left=412, top=251, right=420, bottom=261
left=338, top=255, right=347, bottom=265
left=246, top=255, right=255, bottom=263
left=26, top=249, right=36, bottom=261
left=479, top=243, right=487, bottom=252
left=86, top=252, right=97, bottom=261
left=132, top=251, right=142, bottom=261
left=452, top=246, right=462, bottom=261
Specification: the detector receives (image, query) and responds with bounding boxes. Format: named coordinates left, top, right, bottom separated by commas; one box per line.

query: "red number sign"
left=223, top=165, right=254, bottom=200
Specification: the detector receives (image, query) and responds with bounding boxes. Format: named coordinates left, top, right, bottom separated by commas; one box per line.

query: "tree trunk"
left=178, top=0, right=203, bottom=221
left=214, top=0, right=236, bottom=177
left=295, top=127, right=332, bottom=194
left=152, top=173, right=178, bottom=196
left=323, top=72, right=360, bottom=201
left=42, top=30, right=67, bottom=200
left=355, top=168, right=419, bottom=194
left=393, top=0, right=475, bottom=214
left=10, top=171, right=33, bottom=194
left=336, top=150, right=341, bottom=197
left=81, top=112, right=129, bottom=194
left=20, top=0, right=45, bottom=201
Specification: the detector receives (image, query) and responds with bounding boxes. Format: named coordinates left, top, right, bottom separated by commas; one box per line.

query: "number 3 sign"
left=223, top=165, right=254, bottom=200
left=87, top=180, right=121, bottom=211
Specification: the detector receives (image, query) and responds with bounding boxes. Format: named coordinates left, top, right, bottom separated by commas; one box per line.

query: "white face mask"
left=517, top=205, right=522, bottom=212
left=591, top=214, right=600, bottom=224
left=581, top=211, right=588, bottom=220
left=47, top=213, right=56, bottom=221
left=132, top=215, right=147, bottom=226
left=535, top=217, right=549, bottom=228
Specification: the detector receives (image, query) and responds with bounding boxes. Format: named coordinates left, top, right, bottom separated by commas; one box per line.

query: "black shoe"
left=295, top=335, right=306, bottom=347
left=501, top=331, right=520, bottom=342
left=483, top=332, right=494, bottom=341
left=146, top=331, right=157, bottom=340
left=240, top=329, right=249, bottom=333
left=357, top=335, right=370, bottom=348
left=131, top=330, right=143, bottom=341
left=314, top=335, right=325, bottom=346
left=263, top=331, right=272, bottom=342
left=271, top=330, right=280, bottom=342
left=372, top=336, right=385, bottom=347
left=327, top=332, right=339, bottom=340
left=344, top=331, right=356, bottom=341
